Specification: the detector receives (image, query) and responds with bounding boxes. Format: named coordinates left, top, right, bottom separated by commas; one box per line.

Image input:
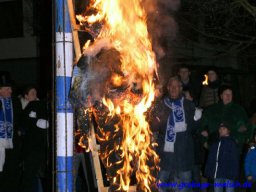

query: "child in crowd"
left=244, top=130, right=256, bottom=191
left=205, top=122, right=239, bottom=192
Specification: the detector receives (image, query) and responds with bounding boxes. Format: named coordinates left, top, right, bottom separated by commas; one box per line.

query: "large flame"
left=77, top=0, right=159, bottom=191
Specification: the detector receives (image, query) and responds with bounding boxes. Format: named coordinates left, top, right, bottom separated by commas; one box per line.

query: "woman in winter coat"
left=19, top=86, right=49, bottom=192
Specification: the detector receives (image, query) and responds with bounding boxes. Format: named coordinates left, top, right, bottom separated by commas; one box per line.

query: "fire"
left=77, top=0, right=159, bottom=191
left=110, top=74, right=123, bottom=87
left=202, top=74, right=208, bottom=85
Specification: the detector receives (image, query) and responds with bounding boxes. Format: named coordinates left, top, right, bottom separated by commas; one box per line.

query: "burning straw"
left=70, top=0, right=161, bottom=191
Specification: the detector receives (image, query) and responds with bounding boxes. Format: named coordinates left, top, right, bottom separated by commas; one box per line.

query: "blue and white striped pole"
left=55, top=0, right=73, bottom=191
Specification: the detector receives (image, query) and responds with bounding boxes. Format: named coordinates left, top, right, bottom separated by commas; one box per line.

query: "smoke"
left=83, top=38, right=111, bottom=57
left=142, top=0, right=179, bottom=59
left=157, top=0, right=181, bottom=12
left=142, top=0, right=180, bottom=86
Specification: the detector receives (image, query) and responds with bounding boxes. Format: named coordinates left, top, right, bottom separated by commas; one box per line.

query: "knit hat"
left=219, top=121, right=231, bottom=130
left=0, top=71, right=12, bottom=87
left=206, top=66, right=218, bottom=75
left=218, top=84, right=233, bottom=96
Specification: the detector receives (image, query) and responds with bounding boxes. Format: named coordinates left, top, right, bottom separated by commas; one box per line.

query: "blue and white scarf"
left=0, top=97, right=13, bottom=148
left=0, top=97, right=13, bottom=172
left=163, top=97, right=186, bottom=152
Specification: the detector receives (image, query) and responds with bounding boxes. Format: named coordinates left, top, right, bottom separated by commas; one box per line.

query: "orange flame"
left=110, top=74, right=123, bottom=87
left=202, top=74, right=208, bottom=85
left=77, top=0, right=159, bottom=191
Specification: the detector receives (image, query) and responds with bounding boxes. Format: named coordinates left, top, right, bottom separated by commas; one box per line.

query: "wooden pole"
left=89, top=122, right=106, bottom=192
left=67, top=0, right=82, bottom=63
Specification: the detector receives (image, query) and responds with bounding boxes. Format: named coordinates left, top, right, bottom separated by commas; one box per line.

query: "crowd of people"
left=151, top=65, right=256, bottom=192
left=0, top=71, right=49, bottom=192
left=0, top=64, right=255, bottom=192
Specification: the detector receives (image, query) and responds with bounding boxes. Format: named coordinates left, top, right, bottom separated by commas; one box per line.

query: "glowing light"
left=202, top=74, right=208, bottom=85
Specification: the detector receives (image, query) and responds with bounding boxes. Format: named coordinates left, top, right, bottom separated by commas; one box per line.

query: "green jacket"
left=200, top=102, right=251, bottom=145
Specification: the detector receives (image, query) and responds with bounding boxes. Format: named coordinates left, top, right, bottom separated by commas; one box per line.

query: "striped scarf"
left=0, top=97, right=13, bottom=171
left=163, top=97, right=187, bottom=152
left=0, top=97, right=13, bottom=147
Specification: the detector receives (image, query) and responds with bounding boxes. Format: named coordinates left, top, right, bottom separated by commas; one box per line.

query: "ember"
left=70, top=0, right=160, bottom=191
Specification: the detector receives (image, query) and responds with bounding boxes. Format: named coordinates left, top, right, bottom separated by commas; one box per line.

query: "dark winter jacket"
left=200, top=102, right=251, bottom=146
left=20, top=100, right=49, bottom=192
left=149, top=96, right=200, bottom=172
left=21, top=100, right=48, bottom=157
left=181, top=79, right=201, bottom=106
left=205, top=136, right=239, bottom=180
left=244, top=145, right=256, bottom=181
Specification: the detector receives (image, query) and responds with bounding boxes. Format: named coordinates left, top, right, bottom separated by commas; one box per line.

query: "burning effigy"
left=70, top=0, right=161, bottom=191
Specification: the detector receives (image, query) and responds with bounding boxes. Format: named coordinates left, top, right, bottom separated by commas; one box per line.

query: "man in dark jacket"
left=0, top=71, right=23, bottom=192
left=178, top=65, right=201, bottom=106
left=205, top=122, right=239, bottom=192
left=150, top=76, right=202, bottom=192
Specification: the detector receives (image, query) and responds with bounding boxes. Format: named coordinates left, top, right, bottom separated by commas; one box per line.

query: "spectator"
left=199, top=67, right=221, bottom=109
left=0, top=71, right=23, bottom=192
left=178, top=65, right=201, bottom=106
left=200, top=85, right=251, bottom=153
left=244, top=130, right=256, bottom=192
left=19, top=85, right=39, bottom=110
left=149, top=76, right=202, bottom=192
left=19, top=86, right=49, bottom=192
left=205, top=122, right=239, bottom=192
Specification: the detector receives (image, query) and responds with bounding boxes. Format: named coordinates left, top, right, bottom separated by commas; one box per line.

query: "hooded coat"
left=205, top=136, right=239, bottom=180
